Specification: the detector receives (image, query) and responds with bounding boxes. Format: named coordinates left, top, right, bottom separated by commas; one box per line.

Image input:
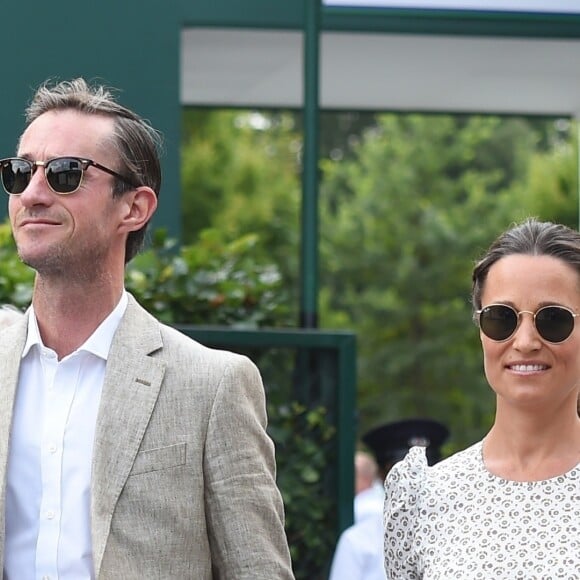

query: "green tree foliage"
left=1, top=110, right=576, bottom=579
left=509, top=119, right=578, bottom=227
left=319, top=113, right=575, bottom=449
left=180, top=108, right=578, bottom=453
left=181, top=109, right=302, bottom=300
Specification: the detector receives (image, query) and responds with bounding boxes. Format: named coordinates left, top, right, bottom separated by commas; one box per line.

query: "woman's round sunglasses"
left=476, top=303, right=579, bottom=344
left=0, top=157, right=138, bottom=195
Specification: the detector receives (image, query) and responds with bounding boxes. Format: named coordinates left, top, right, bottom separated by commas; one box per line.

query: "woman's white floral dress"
left=384, top=442, right=579, bottom=579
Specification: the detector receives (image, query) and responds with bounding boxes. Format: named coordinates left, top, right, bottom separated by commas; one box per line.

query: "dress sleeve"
left=383, top=446, right=428, bottom=580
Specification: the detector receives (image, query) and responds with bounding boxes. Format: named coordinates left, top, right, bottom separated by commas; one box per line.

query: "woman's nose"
left=512, top=312, right=541, bottom=350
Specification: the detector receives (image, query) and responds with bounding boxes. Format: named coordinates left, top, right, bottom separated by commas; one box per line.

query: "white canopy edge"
left=323, top=0, right=580, bottom=14
left=181, top=28, right=580, bottom=116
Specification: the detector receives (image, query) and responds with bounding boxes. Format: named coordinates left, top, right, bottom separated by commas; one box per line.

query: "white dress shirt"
left=354, top=480, right=384, bottom=524
left=330, top=480, right=386, bottom=580
left=4, top=293, right=128, bottom=580
left=329, top=512, right=386, bottom=580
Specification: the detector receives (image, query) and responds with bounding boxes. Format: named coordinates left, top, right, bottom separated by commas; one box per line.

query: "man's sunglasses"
left=0, top=157, right=138, bottom=195
left=476, top=303, right=579, bottom=344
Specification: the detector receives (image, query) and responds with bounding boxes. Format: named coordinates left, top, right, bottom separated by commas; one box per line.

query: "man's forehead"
left=18, top=110, right=114, bottom=157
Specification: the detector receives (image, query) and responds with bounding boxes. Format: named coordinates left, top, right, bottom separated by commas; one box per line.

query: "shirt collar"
left=22, top=291, right=129, bottom=361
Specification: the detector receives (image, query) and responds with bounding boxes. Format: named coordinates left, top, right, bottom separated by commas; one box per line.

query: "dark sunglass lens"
left=2, top=159, right=32, bottom=194
left=46, top=158, right=83, bottom=193
left=480, top=305, right=517, bottom=341
left=535, top=307, right=574, bottom=343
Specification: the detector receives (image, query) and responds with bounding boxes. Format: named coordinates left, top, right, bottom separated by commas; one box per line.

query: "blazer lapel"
left=0, top=317, right=29, bottom=570
left=90, top=297, right=166, bottom=576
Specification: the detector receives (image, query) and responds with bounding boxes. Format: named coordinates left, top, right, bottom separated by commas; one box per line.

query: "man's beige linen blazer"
left=0, top=295, right=294, bottom=579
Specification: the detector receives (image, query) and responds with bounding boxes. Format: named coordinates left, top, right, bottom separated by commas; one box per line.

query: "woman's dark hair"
left=472, top=218, right=580, bottom=311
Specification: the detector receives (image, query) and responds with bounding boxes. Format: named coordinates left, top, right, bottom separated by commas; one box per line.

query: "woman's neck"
left=483, top=403, right=580, bottom=481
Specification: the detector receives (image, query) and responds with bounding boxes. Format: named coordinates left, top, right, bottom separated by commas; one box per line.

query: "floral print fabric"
left=384, top=442, right=579, bottom=579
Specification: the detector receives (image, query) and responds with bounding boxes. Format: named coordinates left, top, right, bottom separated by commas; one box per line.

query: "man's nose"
left=16, top=169, right=54, bottom=206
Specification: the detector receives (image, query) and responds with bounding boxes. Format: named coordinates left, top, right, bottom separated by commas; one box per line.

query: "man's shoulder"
left=0, top=314, right=28, bottom=348
left=123, top=295, right=251, bottom=367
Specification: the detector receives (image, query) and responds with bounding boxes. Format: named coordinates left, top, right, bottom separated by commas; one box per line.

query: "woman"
left=384, top=218, right=580, bottom=579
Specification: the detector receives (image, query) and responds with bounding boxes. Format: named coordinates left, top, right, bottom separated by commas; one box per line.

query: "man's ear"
left=119, top=186, right=158, bottom=233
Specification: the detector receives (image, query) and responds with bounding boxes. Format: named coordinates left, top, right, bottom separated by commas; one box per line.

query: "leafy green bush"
left=0, top=223, right=292, bottom=329
left=269, top=402, right=337, bottom=580
left=126, top=227, right=292, bottom=327
left=0, top=222, right=35, bottom=308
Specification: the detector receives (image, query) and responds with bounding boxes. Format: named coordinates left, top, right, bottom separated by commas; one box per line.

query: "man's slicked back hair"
left=25, top=78, right=162, bottom=262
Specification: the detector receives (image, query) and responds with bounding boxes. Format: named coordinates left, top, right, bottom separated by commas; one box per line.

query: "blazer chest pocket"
left=129, top=443, right=187, bottom=476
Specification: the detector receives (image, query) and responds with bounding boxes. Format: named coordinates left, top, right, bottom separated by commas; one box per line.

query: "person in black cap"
left=362, top=418, right=449, bottom=481
left=328, top=418, right=449, bottom=580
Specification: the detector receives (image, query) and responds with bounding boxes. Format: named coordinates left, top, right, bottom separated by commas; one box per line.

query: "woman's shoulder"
left=384, top=447, right=427, bottom=519
left=430, top=439, right=483, bottom=476
left=385, top=440, right=483, bottom=498
left=385, top=442, right=482, bottom=515
left=386, top=446, right=428, bottom=490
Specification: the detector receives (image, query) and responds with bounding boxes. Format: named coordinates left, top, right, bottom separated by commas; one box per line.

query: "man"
left=0, top=78, right=294, bottom=579
left=353, top=451, right=383, bottom=525
left=328, top=418, right=449, bottom=580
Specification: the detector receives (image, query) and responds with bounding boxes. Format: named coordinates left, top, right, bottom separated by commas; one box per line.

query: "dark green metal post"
left=300, top=0, right=321, bottom=329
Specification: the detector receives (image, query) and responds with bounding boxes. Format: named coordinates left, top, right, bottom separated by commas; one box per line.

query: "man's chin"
left=18, top=251, right=63, bottom=276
